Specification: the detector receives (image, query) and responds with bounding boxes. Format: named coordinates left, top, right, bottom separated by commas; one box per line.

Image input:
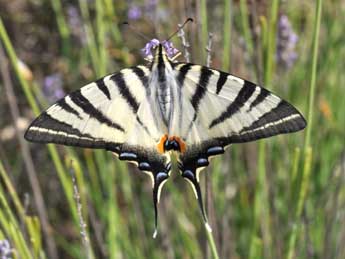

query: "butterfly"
left=25, top=25, right=306, bottom=237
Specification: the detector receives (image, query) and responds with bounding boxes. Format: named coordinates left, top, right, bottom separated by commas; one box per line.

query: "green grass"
left=0, top=0, right=344, bottom=258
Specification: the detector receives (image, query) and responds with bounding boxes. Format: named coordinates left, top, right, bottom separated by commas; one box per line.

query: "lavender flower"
left=144, top=0, right=158, bottom=19
left=67, top=5, right=87, bottom=45
left=141, top=39, right=180, bottom=59
left=0, top=239, right=12, bottom=259
left=276, top=15, right=299, bottom=68
left=161, top=41, right=179, bottom=57
left=43, top=73, right=65, bottom=104
left=141, top=39, right=160, bottom=59
left=128, top=5, right=142, bottom=20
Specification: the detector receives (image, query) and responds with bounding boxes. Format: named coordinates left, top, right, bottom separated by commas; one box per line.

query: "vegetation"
left=0, top=0, right=344, bottom=258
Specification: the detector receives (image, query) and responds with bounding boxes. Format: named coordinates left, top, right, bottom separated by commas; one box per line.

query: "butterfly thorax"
left=150, top=44, right=177, bottom=128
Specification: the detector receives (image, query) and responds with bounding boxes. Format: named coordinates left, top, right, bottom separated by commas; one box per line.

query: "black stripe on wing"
left=191, top=67, right=213, bottom=115
left=95, top=78, right=111, bottom=100
left=24, top=112, right=121, bottom=151
left=57, top=98, right=82, bottom=119
left=69, top=90, right=125, bottom=132
left=216, top=71, right=228, bottom=94
left=209, top=80, right=256, bottom=129
left=215, top=99, right=307, bottom=144
left=176, top=63, right=193, bottom=87
left=238, top=100, right=305, bottom=140
left=111, top=72, right=140, bottom=112
left=249, top=87, right=270, bottom=111
left=131, top=66, right=149, bottom=89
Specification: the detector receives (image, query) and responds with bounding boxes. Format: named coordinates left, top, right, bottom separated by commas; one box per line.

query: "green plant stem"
left=0, top=19, right=40, bottom=115
left=304, top=0, right=322, bottom=149
left=96, top=0, right=107, bottom=75
left=0, top=39, right=59, bottom=259
left=0, top=16, right=78, bottom=223
left=78, top=0, right=101, bottom=76
left=249, top=1, right=279, bottom=257
left=103, top=0, right=122, bottom=44
left=50, top=0, right=70, bottom=56
left=205, top=225, right=220, bottom=259
left=222, top=0, right=231, bottom=71
left=287, top=0, right=322, bottom=258
left=239, top=0, right=253, bottom=57
left=264, top=0, right=279, bottom=84
left=0, top=159, right=25, bottom=218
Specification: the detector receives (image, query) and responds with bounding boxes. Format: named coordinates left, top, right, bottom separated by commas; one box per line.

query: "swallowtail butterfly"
left=25, top=23, right=306, bottom=237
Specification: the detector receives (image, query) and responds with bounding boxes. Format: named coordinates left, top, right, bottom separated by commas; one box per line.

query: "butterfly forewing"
left=25, top=66, right=149, bottom=150
left=174, top=63, right=306, bottom=146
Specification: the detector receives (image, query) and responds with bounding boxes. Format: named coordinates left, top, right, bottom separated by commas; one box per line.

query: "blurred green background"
left=0, top=0, right=344, bottom=258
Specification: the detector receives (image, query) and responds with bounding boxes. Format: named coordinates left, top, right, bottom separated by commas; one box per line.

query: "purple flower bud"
left=276, top=15, right=299, bottom=69
left=161, top=40, right=179, bottom=58
left=43, top=73, right=65, bottom=104
left=141, top=38, right=160, bottom=59
left=0, top=239, right=12, bottom=258
left=67, top=5, right=87, bottom=46
left=128, top=5, right=142, bottom=20
left=141, top=39, right=180, bottom=59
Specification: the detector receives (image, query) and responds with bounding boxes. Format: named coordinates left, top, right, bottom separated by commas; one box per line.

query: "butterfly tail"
left=152, top=171, right=169, bottom=238
left=181, top=169, right=212, bottom=232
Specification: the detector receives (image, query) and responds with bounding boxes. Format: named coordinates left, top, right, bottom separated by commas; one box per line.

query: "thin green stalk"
left=0, top=185, right=33, bottom=258
left=250, top=1, right=279, bottom=257
left=70, top=162, right=95, bottom=259
left=96, top=0, right=107, bottom=75
left=287, top=0, right=322, bottom=257
left=84, top=151, right=102, bottom=206
left=222, top=0, right=231, bottom=71
left=0, top=159, right=25, bottom=218
left=50, top=0, right=70, bottom=55
left=103, top=0, right=122, bottom=44
left=0, top=18, right=40, bottom=115
left=287, top=147, right=313, bottom=259
left=291, top=148, right=301, bottom=188
left=264, top=0, right=279, bottom=84
left=80, top=1, right=110, bottom=192
left=0, top=18, right=78, bottom=222
left=107, top=161, right=120, bottom=258
left=239, top=0, right=254, bottom=57
left=205, top=226, right=220, bottom=259
left=304, top=0, right=322, bottom=150
left=78, top=0, right=101, bottom=76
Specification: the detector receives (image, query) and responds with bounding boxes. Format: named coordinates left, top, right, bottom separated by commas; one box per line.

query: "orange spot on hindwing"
left=157, top=134, right=168, bottom=154
left=174, top=136, right=186, bottom=153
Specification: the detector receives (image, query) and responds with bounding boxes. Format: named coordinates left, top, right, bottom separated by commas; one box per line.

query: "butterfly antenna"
left=122, top=22, right=151, bottom=41
left=165, top=18, right=193, bottom=42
